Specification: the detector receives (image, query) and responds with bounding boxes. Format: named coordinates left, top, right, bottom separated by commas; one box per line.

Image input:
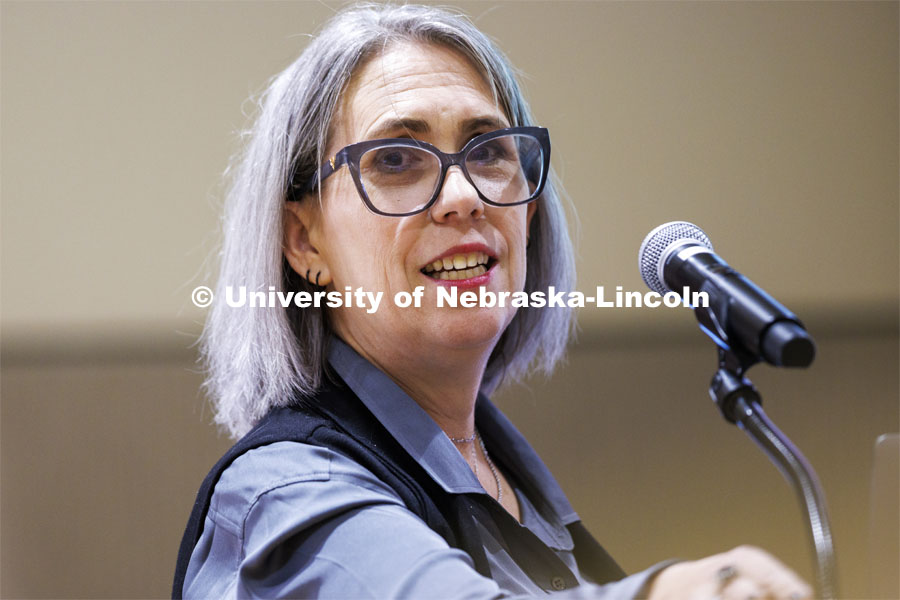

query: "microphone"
left=638, top=221, right=815, bottom=367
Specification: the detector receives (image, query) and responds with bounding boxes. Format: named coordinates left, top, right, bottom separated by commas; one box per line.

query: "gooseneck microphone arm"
left=711, top=346, right=837, bottom=599
left=639, top=222, right=838, bottom=599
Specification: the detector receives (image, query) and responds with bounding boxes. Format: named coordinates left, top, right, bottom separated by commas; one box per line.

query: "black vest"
left=173, top=378, right=624, bottom=598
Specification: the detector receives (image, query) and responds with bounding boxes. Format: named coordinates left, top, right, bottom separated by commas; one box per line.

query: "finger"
left=723, top=547, right=812, bottom=600
left=760, top=574, right=813, bottom=600
left=721, top=577, right=770, bottom=600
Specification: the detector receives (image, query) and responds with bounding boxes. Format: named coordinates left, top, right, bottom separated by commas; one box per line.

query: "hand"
left=647, top=545, right=813, bottom=600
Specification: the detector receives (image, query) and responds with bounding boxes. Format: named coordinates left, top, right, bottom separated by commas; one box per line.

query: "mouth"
left=421, top=251, right=497, bottom=281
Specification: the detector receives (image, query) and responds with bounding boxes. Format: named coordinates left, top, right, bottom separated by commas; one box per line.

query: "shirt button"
left=551, top=576, right=566, bottom=591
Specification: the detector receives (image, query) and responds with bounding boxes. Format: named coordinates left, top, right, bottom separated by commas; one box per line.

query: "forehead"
left=332, top=41, right=506, bottom=147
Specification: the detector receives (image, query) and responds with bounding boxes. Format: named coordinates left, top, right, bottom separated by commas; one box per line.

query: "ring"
left=714, top=565, right=738, bottom=598
left=716, top=565, right=738, bottom=584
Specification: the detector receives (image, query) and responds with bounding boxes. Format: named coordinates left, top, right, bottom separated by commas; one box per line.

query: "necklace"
left=477, top=431, right=503, bottom=504
left=447, top=429, right=503, bottom=503
left=448, top=431, right=480, bottom=482
left=448, top=431, right=477, bottom=444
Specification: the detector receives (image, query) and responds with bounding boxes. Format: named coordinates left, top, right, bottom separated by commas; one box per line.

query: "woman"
left=174, top=4, right=812, bottom=599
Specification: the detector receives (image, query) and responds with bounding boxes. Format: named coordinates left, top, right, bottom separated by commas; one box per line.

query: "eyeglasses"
left=290, top=126, right=550, bottom=217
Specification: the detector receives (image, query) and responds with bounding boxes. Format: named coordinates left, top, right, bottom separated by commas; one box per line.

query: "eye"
left=468, top=139, right=510, bottom=165
left=371, top=147, right=422, bottom=173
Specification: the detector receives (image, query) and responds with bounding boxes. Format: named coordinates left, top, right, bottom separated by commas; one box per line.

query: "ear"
left=283, top=201, right=332, bottom=287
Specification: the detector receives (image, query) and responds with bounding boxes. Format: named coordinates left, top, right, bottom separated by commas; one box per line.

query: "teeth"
left=433, top=264, right=488, bottom=281
left=425, top=253, right=491, bottom=277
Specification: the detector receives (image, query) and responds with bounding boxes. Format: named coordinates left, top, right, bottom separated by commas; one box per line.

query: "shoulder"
left=207, top=440, right=406, bottom=537
left=185, top=441, right=494, bottom=599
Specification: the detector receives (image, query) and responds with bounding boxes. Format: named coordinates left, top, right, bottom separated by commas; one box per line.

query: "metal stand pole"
left=710, top=349, right=838, bottom=599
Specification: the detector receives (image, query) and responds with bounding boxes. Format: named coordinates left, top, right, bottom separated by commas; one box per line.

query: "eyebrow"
left=365, top=115, right=509, bottom=141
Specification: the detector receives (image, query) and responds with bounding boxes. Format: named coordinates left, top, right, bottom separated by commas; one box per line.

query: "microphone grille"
left=639, top=221, right=713, bottom=294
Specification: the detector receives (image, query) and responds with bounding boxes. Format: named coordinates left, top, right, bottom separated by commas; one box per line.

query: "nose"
left=429, top=166, right=484, bottom=223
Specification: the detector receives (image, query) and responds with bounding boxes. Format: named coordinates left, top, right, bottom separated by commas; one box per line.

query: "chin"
left=423, top=306, right=513, bottom=351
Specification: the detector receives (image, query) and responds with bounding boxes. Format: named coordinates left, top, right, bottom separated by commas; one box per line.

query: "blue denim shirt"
left=183, top=339, right=669, bottom=598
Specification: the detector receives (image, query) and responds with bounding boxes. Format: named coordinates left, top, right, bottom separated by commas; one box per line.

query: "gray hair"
left=203, top=3, right=577, bottom=439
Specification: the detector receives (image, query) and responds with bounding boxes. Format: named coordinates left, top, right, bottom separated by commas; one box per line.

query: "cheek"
left=504, top=210, right=530, bottom=284
left=320, top=201, right=407, bottom=288
left=318, top=190, right=370, bottom=279
left=500, top=209, right=529, bottom=254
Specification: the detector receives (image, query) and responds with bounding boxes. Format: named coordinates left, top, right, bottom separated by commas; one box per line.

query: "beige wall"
left=2, top=1, right=897, bottom=598
left=2, top=1, right=897, bottom=336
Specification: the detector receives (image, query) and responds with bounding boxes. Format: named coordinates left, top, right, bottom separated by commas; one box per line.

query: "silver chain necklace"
left=477, top=431, right=503, bottom=503
left=448, top=430, right=503, bottom=503
left=448, top=431, right=476, bottom=444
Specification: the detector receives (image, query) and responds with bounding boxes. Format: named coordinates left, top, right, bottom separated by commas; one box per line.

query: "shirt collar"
left=327, top=337, right=579, bottom=524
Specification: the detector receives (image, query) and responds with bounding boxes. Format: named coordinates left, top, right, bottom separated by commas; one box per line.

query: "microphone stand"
left=709, top=344, right=838, bottom=599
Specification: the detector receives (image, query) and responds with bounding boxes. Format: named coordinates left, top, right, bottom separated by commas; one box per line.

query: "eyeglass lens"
left=357, top=133, right=543, bottom=215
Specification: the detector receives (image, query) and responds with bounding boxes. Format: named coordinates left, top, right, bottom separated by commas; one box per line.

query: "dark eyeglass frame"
left=289, top=126, right=551, bottom=217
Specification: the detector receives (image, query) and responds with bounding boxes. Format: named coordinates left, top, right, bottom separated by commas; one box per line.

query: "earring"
left=315, top=271, right=321, bottom=287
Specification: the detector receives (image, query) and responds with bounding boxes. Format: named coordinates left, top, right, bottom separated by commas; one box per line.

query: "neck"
left=337, top=333, right=492, bottom=439
left=393, top=358, right=486, bottom=439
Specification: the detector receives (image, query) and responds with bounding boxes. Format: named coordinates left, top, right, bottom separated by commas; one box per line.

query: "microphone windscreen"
left=639, top=221, right=713, bottom=294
